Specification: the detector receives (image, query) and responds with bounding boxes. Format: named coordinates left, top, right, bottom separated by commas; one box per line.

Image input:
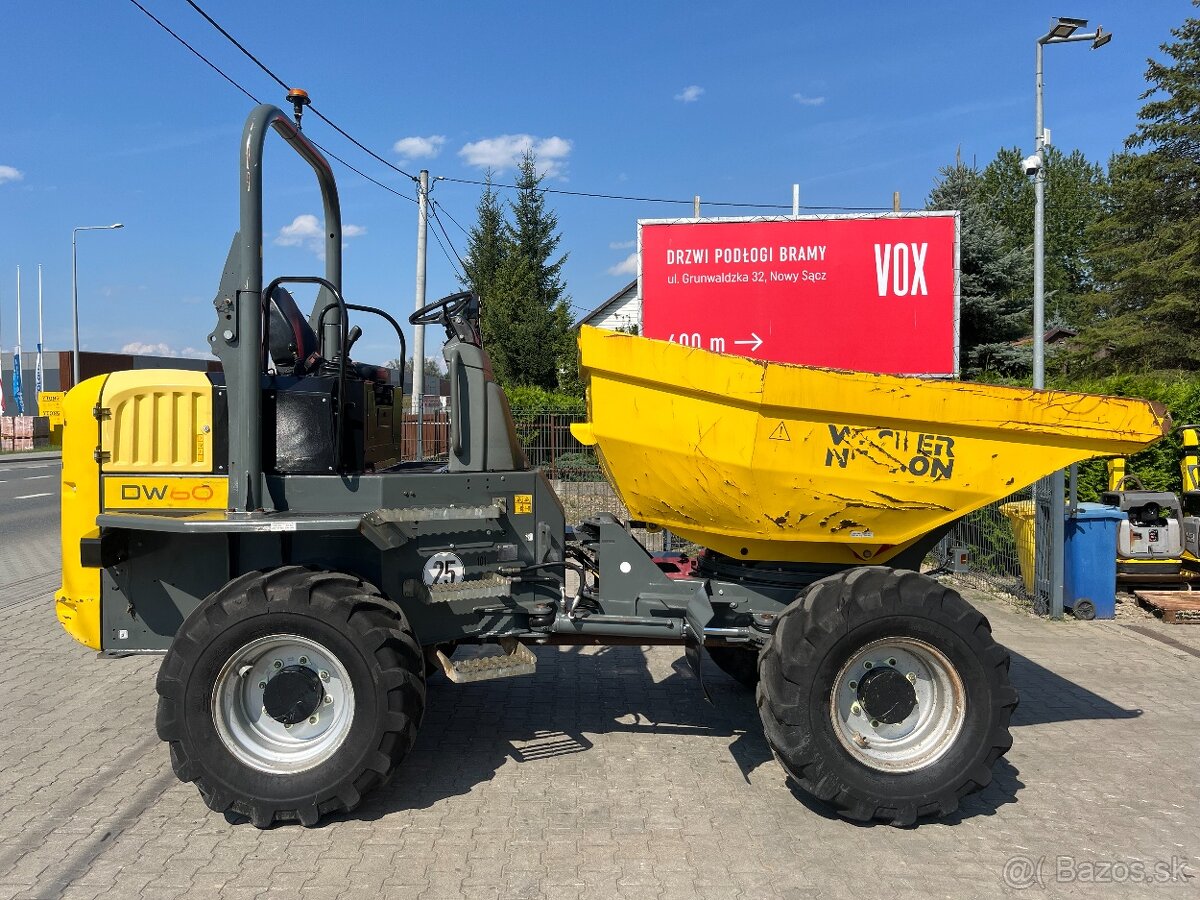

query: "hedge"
left=1048, top=372, right=1200, bottom=501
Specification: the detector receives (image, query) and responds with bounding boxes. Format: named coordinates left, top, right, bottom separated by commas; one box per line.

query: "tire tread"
left=155, top=566, right=425, bottom=829
left=757, top=567, right=1018, bottom=826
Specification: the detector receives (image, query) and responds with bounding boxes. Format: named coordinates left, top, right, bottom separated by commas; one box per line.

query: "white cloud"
left=793, top=93, right=825, bottom=106
left=0, top=165, right=23, bottom=185
left=121, top=341, right=209, bottom=359
left=393, top=135, right=446, bottom=160
left=275, top=213, right=322, bottom=247
left=458, top=134, right=573, bottom=178
left=609, top=240, right=635, bottom=250
left=607, top=253, right=638, bottom=276
left=275, top=214, right=366, bottom=256
left=675, top=85, right=704, bottom=103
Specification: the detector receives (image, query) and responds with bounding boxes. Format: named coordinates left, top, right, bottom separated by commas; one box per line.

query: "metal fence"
left=400, top=411, right=451, bottom=459
left=409, top=408, right=1057, bottom=591
left=931, top=484, right=1040, bottom=610
left=404, top=408, right=680, bottom=553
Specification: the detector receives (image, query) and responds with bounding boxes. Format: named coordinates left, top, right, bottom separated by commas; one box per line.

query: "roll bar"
left=210, top=102, right=343, bottom=513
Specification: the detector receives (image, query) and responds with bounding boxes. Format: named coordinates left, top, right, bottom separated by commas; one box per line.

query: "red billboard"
left=638, top=213, right=959, bottom=376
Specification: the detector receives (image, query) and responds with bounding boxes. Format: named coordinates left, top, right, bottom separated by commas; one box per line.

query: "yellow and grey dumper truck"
left=56, top=98, right=1168, bottom=828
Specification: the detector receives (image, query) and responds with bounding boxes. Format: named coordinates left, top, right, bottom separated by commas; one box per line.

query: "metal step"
left=360, top=504, right=504, bottom=550
left=427, top=573, right=513, bottom=603
left=437, top=638, right=536, bottom=683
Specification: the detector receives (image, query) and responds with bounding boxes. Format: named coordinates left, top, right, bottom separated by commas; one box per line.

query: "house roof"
left=576, top=279, right=638, bottom=327
left=1011, top=326, right=1078, bottom=347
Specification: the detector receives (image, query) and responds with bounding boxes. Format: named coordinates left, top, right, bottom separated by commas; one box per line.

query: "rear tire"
left=706, top=645, right=760, bottom=689
left=156, top=566, right=425, bottom=828
left=757, top=567, right=1017, bottom=826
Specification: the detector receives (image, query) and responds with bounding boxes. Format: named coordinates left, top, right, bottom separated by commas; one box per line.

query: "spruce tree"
left=459, top=154, right=577, bottom=392
left=1080, top=5, right=1200, bottom=372
left=505, top=152, right=575, bottom=391
left=926, top=161, right=1032, bottom=376
left=461, top=172, right=509, bottom=348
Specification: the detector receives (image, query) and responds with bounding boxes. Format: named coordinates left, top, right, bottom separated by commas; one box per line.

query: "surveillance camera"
left=1022, top=154, right=1042, bottom=176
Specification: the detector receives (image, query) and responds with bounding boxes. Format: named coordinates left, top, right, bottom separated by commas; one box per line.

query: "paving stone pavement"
left=0, top=566, right=1197, bottom=900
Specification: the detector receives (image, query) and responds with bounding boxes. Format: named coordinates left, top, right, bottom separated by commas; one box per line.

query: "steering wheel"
left=409, top=290, right=475, bottom=326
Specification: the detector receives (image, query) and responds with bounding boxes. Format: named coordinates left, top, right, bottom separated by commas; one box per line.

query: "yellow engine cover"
left=101, top=370, right=215, bottom=472
left=57, top=369, right=228, bottom=650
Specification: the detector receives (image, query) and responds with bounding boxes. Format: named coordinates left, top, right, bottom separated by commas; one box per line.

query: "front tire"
left=757, top=567, right=1017, bottom=826
left=156, top=567, right=425, bottom=828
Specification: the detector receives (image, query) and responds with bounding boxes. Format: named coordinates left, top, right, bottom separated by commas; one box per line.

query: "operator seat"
left=267, top=286, right=323, bottom=376
left=267, top=286, right=391, bottom=383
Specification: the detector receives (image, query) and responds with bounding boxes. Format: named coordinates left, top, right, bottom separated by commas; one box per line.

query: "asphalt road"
left=0, top=455, right=61, bottom=585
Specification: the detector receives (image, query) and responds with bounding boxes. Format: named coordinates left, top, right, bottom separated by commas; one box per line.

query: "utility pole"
left=792, top=184, right=800, bottom=217
left=412, top=170, right=429, bottom=458
left=893, top=192, right=901, bottom=213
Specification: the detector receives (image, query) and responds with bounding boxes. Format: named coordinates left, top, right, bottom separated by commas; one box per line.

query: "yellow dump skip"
left=574, top=326, right=1169, bottom=565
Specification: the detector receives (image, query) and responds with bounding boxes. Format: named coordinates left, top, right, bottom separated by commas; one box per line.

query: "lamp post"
left=71, top=223, right=123, bottom=386
left=1031, top=16, right=1110, bottom=617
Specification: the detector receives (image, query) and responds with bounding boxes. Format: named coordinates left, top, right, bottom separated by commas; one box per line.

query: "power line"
left=126, top=0, right=416, bottom=204
left=436, top=175, right=905, bottom=212
left=429, top=201, right=468, bottom=273
left=173, top=1, right=906, bottom=215
left=427, top=218, right=464, bottom=283
left=320, top=150, right=417, bottom=204
left=127, top=0, right=259, bottom=105
left=431, top=198, right=472, bottom=238
left=183, top=0, right=419, bottom=183
left=135, top=1, right=930, bottom=219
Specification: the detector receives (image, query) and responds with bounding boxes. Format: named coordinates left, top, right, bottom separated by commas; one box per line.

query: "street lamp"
left=71, top=223, right=123, bottom=386
left=1033, top=18, right=1110, bottom=389
left=1031, top=16, right=1110, bottom=618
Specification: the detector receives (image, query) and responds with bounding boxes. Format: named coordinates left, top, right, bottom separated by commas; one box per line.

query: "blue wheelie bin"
left=1063, top=502, right=1125, bottom=620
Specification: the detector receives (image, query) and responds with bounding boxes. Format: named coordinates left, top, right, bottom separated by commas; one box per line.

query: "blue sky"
left=0, top=1, right=1193, bottom=366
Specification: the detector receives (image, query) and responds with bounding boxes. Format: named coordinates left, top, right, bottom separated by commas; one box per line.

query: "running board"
left=436, top=638, right=537, bottom=683
left=427, top=573, right=513, bottom=603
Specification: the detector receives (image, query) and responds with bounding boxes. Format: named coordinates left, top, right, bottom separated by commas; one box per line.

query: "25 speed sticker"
left=423, top=551, right=466, bottom=586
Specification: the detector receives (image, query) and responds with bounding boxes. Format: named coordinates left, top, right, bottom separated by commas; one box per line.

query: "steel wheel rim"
left=212, top=633, right=355, bottom=774
left=830, top=636, right=966, bottom=773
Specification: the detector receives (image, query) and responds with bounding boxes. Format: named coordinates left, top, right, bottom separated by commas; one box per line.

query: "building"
left=0, top=350, right=447, bottom=417
left=0, top=351, right=221, bottom=416
left=576, top=279, right=639, bottom=331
